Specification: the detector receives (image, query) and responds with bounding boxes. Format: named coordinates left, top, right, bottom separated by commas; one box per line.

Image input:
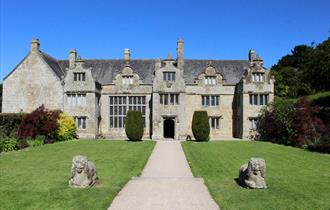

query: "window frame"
left=73, top=72, right=86, bottom=81
left=209, top=117, right=220, bottom=129
left=75, top=116, right=87, bottom=129
left=163, top=72, right=176, bottom=81
left=252, top=72, right=265, bottom=82
left=159, top=93, right=180, bottom=105
left=67, top=93, right=87, bottom=107
left=204, top=76, right=216, bottom=85
left=202, top=95, right=219, bottom=107
left=122, top=75, right=134, bottom=85
left=109, top=96, right=146, bottom=128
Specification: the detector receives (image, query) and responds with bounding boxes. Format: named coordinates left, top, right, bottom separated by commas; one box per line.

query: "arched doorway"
left=163, top=119, right=175, bottom=138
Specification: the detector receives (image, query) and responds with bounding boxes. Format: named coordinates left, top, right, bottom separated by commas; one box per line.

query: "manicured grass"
left=0, top=140, right=155, bottom=210
left=182, top=141, right=330, bottom=210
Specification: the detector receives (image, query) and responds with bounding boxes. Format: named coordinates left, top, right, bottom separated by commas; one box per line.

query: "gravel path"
left=108, top=141, right=220, bottom=210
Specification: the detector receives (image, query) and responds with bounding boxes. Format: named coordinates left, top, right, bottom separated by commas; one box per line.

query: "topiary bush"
left=125, top=110, right=144, bottom=141
left=17, top=105, right=61, bottom=140
left=56, top=112, right=76, bottom=141
left=192, top=111, right=210, bottom=141
left=0, top=113, right=25, bottom=138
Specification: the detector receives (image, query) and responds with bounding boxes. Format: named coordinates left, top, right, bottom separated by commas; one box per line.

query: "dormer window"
left=163, top=72, right=175, bottom=81
left=74, top=73, right=85, bottom=81
left=122, top=75, right=133, bottom=85
left=205, top=76, right=216, bottom=85
left=252, top=73, right=264, bottom=82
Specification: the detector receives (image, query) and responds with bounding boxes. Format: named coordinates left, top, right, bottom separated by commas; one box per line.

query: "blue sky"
left=0, top=0, right=329, bottom=81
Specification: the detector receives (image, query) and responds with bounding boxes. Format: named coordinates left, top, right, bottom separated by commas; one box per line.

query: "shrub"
left=0, top=138, right=17, bottom=152
left=125, top=110, right=144, bottom=141
left=0, top=113, right=25, bottom=138
left=27, top=135, right=45, bottom=147
left=16, top=139, right=29, bottom=149
left=192, top=111, right=210, bottom=141
left=289, top=98, right=326, bottom=147
left=17, top=105, right=61, bottom=139
left=257, top=97, right=294, bottom=145
left=57, top=113, right=76, bottom=141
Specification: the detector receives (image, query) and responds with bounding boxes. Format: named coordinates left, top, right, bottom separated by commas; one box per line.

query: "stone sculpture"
left=69, top=155, right=97, bottom=188
left=239, top=158, right=267, bottom=189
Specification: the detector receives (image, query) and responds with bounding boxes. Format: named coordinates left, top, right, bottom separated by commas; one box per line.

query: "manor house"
left=2, top=39, right=274, bottom=139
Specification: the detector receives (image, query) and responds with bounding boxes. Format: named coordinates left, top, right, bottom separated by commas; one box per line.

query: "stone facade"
left=2, top=39, right=275, bottom=140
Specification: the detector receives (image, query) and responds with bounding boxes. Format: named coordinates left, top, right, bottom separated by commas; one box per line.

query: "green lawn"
left=182, top=141, right=330, bottom=210
left=0, top=140, right=155, bottom=210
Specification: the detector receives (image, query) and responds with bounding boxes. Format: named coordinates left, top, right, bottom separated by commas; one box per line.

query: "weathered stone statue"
left=239, top=158, right=267, bottom=189
left=69, top=155, right=97, bottom=188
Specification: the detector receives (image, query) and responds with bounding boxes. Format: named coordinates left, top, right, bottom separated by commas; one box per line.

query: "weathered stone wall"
left=240, top=65, right=275, bottom=139
left=99, top=72, right=153, bottom=139
left=63, top=61, right=100, bottom=139
left=152, top=59, right=186, bottom=139
left=2, top=53, right=63, bottom=113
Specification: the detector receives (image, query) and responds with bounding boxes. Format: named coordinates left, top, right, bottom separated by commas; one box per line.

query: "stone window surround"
left=67, top=93, right=87, bottom=107
left=249, top=94, right=268, bottom=105
left=109, top=95, right=146, bottom=128
left=209, top=116, right=220, bottom=129
left=74, top=72, right=86, bottom=81
left=202, top=95, right=220, bottom=106
left=204, top=76, right=216, bottom=85
left=251, top=72, right=265, bottom=82
left=122, top=75, right=134, bottom=85
left=159, top=93, right=180, bottom=105
left=248, top=117, right=259, bottom=131
left=75, top=116, right=87, bottom=129
left=163, top=72, right=176, bottom=81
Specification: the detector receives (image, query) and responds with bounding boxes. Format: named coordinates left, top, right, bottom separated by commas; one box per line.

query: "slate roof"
left=40, top=52, right=65, bottom=79
left=57, top=59, right=250, bottom=85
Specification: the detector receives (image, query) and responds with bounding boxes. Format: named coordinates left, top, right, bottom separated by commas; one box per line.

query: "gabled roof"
left=4, top=50, right=250, bottom=85
left=3, top=51, right=65, bottom=81
left=40, top=52, right=65, bottom=79
left=58, top=59, right=249, bottom=85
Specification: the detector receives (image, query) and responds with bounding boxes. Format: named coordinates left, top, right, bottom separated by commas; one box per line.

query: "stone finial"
left=167, top=53, right=173, bottom=60
left=69, top=49, right=77, bottom=69
left=124, top=48, right=131, bottom=64
left=248, top=49, right=255, bottom=63
left=69, top=155, right=97, bottom=188
left=254, top=54, right=264, bottom=66
left=155, top=59, right=161, bottom=70
left=177, top=38, right=184, bottom=69
left=31, top=38, right=40, bottom=53
left=239, top=158, right=267, bottom=189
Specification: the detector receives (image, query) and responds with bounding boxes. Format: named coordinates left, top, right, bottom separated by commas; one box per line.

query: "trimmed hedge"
left=192, top=111, right=210, bottom=141
left=125, top=110, right=144, bottom=141
left=0, top=113, right=25, bottom=138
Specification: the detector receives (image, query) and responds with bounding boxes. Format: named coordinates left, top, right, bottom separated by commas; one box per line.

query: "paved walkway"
left=108, top=141, right=220, bottom=210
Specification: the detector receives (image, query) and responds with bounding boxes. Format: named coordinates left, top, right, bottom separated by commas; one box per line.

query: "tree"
left=191, top=111, right=210, bottom=141
left=303, top=38, right=330, bottom=91
left=257, top=97, right=294, bottom=144
left=271, top=39, right=330, bottom=97
left=289, top=98, right=326, bottom=147
left=0, top=83, right=2, bottom=113
left=125, top=110, right=144, bottom=141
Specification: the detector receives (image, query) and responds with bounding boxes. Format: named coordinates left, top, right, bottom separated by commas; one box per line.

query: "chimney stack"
left=69, top=49, right=77, bottom=69
left=249, top=49, right=255, bottom=64
left=31, top=38, right=40, bottom=53
left=177, top=38, right=184, bottom=69
left=124, top=48, right=130, bottom=64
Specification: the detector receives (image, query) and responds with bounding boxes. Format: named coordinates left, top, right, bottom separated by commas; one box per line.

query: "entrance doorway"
left=163, top=119, right=175, bottom=138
